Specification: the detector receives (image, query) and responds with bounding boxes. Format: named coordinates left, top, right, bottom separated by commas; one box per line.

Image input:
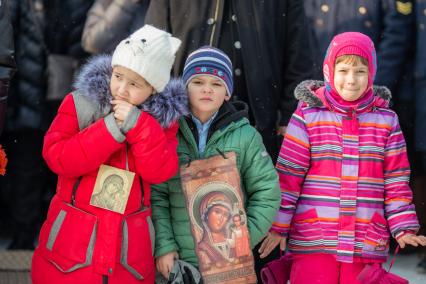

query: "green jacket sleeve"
left=151, top=180, right=179, bottom=257
left=240, top=126, right=281, bottom=248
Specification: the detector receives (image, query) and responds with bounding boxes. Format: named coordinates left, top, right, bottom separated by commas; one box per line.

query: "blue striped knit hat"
left=182, top=46, right=233, bottom=96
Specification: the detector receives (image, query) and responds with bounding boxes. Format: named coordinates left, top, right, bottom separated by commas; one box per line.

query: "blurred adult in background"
left=0, top=0, right=93, bottom=250
left=0, top=0, right=16, bottom=136
left=145, top=0, right=312, bottom=162
left=305, top=0, right=417, bottom=145
left=44, top=0, right=94, bottom=118
left=304, top=0, right=414, bottom=96
left=144, top=0, right=312, bottom=281
left=0, top=0, right=16, bottom=235
left=304, top=0, right=415, bottom=140
left=0, top=0, right=48, bottom=250
left=414, top=0, right=426, bottom=272
left=82, top=0, right=150, bottom=54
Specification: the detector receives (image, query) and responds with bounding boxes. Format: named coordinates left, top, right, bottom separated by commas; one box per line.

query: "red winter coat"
left=31, top=55, right=188, bottom=284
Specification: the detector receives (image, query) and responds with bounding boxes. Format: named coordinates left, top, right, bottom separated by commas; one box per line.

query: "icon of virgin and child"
left=189, top=183, right=252, bottom=271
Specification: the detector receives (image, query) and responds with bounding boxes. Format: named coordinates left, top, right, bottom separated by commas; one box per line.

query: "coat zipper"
left=180, top=122, right=201, bottom=159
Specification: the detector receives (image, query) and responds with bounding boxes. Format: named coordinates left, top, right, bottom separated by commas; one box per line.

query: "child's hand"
left=397, top=234, right=426, bottom=249
left=258, top=231, right=287, bottom=258
left=277, top=125, right=287, bottom=136
left=111, top=99, right=134, bottom=125
left=156, top=251, right=178, bottom=279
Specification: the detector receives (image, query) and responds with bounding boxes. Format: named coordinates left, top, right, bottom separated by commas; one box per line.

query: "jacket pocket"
left=362, top=212, right=390, bottom=257
left=38, top=200, right=97, bottom=273
left=290, top=208, right=323, bottom=241
left=120, top=207, right=155, bottom=280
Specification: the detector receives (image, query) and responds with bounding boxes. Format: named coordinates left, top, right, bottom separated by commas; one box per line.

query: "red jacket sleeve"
left=126, top=111, right=179, bottom=184
left=42, top=94, right=123, bottom=177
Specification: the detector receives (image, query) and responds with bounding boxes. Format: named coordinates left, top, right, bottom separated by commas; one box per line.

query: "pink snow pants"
left=290, top=254, right=370, bottom=284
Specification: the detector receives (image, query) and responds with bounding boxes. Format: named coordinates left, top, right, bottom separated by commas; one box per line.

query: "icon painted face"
left=110, top=66, right=154, bottom=105
left=233, top=215, right=242, bottom=227
left=333, top=60, right=369, bottom=102
left=187, top=75, right=229, bottom=123
left=104, top=182, right=121, bottom=197
left=207, top=205, right=231, bottom=233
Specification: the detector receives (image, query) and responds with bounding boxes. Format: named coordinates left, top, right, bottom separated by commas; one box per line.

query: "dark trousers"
left=257, top=127, right=283, bottom=164
left=393, top=101, right=426, bottom=254
left=0, top=129, right=55, bottom=249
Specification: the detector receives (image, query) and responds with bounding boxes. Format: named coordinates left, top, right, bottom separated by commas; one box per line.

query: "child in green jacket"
left=151, top=46, right=280, bottom=280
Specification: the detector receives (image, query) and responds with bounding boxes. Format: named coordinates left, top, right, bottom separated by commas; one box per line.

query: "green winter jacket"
left=151, top=101, right=280, bottom=267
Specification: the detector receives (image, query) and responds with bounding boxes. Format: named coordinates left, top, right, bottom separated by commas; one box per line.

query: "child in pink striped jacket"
left=258, top=32, right=426, bottom=284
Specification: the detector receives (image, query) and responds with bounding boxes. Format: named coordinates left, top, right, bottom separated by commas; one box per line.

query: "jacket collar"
left=294, top=80, right=392, bottom=114
left=72, top=54, right=189, bottom=129
left=181, top=100, right=249, bottom=150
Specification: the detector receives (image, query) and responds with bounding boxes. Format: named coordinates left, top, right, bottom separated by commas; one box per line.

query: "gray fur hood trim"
left=72, top=54, right=188, bottom=129
left=294, top=80, right=392, bottom=107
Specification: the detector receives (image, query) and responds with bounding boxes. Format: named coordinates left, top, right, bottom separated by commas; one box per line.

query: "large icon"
left=181, top=152, right=256, bottom=284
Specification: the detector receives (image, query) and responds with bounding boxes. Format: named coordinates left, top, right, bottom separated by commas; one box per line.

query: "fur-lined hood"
left=294, top=80, right=392, bottom=108
left=72, top=54, right=188, bottom=130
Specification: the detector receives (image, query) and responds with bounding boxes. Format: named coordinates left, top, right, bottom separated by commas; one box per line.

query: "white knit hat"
left=111, top=25, right=181, bottom=92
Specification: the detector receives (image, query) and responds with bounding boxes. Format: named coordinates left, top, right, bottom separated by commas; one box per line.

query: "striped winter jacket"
left=271, top=80, right=420, bottom=263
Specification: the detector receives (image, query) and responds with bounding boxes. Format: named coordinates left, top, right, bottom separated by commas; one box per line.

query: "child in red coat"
left=31, top=25, right=187, bottom=284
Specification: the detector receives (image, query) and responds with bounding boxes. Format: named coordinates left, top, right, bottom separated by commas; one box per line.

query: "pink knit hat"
left=323, top=32, right=377, bottom=100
